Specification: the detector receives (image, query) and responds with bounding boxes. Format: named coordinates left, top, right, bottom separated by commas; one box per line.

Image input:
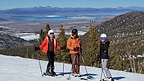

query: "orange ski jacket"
left=67, top=36, right=81, bottom=55
left=39, top=36, right=60, bottom=54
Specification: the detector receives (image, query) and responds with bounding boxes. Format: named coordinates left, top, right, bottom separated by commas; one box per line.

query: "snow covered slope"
left=0, top=54, right=143, bottom=81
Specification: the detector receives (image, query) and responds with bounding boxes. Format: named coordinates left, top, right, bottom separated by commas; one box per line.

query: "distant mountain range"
left=0, top=6, right=144, bottom=15
left=0, top=18, right=8, bottom=21
left=0, top=6, right=144, bottom=22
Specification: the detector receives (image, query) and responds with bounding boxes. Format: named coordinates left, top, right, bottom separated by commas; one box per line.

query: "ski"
left=80, top=77, right=88, bottom=80
left=100, top=79, right=111, bottom=81
left=79, top=74, right=95, bottom=80
left=100, top=78, right=114, bottom=81
left=67, top=76, right=88, bottom=80
left=42, top=72, right=57, bottom=77
left=79, top=76, right=95, bottom=80
left=80, top=76, right=95, bottom=80
left=67, top=75, right=95, bottom=80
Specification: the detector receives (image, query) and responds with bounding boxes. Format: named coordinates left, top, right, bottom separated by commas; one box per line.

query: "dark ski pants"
left=46, top=51, right=55, bottom=72
left=71, top=54, right=80, bottom=74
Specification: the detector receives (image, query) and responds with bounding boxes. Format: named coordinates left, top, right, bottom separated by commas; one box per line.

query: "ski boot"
left=43, top=67, right=53, bottom=76
left=51, top=67, right=57, bottom=76
left=72, top=73, right=80, bottom=77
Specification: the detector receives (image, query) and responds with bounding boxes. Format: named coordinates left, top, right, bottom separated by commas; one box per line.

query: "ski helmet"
left=100, top=33, right=107, bottom=42
left=48, top=30, right=54, bottom=35
left=72, top=29, right=78, bottom=34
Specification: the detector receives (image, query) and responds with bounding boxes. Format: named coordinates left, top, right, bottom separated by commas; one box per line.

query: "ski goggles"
left=100, top=37, right=107, bottom=42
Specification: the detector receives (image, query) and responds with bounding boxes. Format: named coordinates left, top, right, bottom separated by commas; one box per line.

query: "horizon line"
left=0, top=6, right=144, bottom=10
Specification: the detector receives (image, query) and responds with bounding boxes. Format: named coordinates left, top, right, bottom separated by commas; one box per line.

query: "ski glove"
left=73, top=47, right=80, bottom=51
left=35, top=47, right=40, bottom=51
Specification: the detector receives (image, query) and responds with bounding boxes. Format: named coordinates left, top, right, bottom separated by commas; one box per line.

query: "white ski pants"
left=101, top=59, right=112, bottom=78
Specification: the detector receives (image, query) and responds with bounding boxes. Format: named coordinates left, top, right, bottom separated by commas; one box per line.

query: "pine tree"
left=57, top=25, right=67, bottom=49
left=39, top=24, right=51, bottom=43
left=45, top=24, right=51, bottom=33
left=39, top=29, right=44, bottom=43
left=56, top=25, right=69, bottom=62
left=82, top=24, right=99, bottom=67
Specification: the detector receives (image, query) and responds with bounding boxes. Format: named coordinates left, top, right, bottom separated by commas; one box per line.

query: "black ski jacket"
left=100, top=41, right=110, bottom=59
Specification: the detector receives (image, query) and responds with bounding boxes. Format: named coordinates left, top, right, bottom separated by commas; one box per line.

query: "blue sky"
left=0, top=0, right=144, bottom=10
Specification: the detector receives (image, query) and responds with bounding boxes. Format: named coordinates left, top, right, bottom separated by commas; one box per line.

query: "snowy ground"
left=0, top=54, right=143, bottom=81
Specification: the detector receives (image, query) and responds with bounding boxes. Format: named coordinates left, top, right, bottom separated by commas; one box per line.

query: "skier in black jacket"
left=100, top=33, right=113, bottom=81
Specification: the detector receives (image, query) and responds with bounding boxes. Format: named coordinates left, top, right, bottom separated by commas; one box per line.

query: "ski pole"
left=63, top=62, right=64, bottom=76
left=80, top=49, right=90, bottom=78
left=100, top=67, right=103, bottom=81
left=81, top=55, right=88, bottom=75
left=37, top=54, right=43, bottom=76
left=67, top=67, right=72, bottom=80
left=80, top=49, right=88, bottom=75
left=35, top=34, right=43, bottom=76
left=81, top=55, right=94, bottom=79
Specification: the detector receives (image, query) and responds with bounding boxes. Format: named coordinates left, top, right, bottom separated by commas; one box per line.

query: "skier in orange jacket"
left=67, top=29, right=81, bottom=77
left=39, top=30, right=60, bottom=76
